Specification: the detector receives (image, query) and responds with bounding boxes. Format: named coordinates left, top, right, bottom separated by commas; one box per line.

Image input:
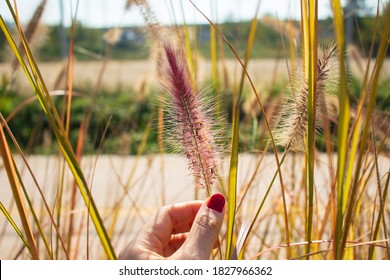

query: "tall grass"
left=1, top=0, right=115, bottom=259
left=0, top=0, right=389, bottom=260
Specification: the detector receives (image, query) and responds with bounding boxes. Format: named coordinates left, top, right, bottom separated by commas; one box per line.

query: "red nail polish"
left=207, top=193, right=225, bottom=213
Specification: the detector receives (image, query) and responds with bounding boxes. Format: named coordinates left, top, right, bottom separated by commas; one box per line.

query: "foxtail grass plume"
left=125, top=0, right=162, bottom=41
left=274, top=44, right=339, bottom=152
left=158, top=42, right=220, bottom=192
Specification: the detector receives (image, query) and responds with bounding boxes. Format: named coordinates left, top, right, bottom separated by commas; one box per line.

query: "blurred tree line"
left=0, top=81, right=158, bottom=154
left=0, top=15, right=388, bottom=63
left=1, top=71, right=388, bottom=155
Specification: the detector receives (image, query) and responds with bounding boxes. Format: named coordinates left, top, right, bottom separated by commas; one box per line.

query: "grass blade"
left=189, top=0, right=288, bottom=258
left=1, top=114, right=70, bottom=259
left=226, top=104, right=239, bottom=259
left=2, top=1, right=116, bottom=259
left=303, top=0, right=318, bottom=259
left=108, top=110, right=155, bottom=237
left=0, top=122, right=39, bottom=259
left=179, top=0, right=197, bottom=84
left=0, top=202, right=30, bottom=252
left=226, top=1, right=260, bottom=259
left=331, top=0, right=351, bottom=259
left=340, top=2, right=390, bottom=259
left=238, top=151, right=289, bottom=258
left=210, top=4, right=220, bottom=117
left=368, top=124, right=390, bottom=259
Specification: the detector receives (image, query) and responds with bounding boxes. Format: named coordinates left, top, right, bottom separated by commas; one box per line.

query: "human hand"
left=118, top=193, right=225, bottom=260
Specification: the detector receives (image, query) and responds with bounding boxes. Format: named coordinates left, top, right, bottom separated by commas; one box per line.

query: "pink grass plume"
left=158, top=42, right=220, bottom=193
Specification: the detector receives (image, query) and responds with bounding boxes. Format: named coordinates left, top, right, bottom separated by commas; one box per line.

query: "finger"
left=143, top=201, right=203, bottom=247
left=170, top=218, right=195, bottom=235
left=173, top=193, right=225, bottom=260
left=162, top=233, right=188, bottom=257
left=119, top=201, right=204, bottom=260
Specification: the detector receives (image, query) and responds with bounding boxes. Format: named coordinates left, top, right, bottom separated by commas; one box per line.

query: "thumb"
left=173, top=193, right=225, bottom=260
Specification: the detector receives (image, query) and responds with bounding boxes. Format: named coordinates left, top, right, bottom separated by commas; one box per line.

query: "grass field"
left=2, top=57, right=389, bottom=91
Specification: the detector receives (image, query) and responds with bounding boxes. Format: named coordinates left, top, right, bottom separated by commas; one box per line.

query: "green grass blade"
left=13, top=158, right=55, bottom=259
left=0, top=114, right=70, bottom=259
left=300, top=0, right=310, bottom=79
left=342, top=26, right=376, bottom=212
left=331, top=0, right=351, bottom=260
left=0, top=124, right=39, bottom=259
left=226, top=104, right=239, bottom=259
left=305, top=0, right=318, bottom=259
left=2, top=2, right=116, bottom=259
left=340, top=2, right=390, bottom=259
left=225, top=1, right=260, bottom=259
left=0, top=16, right=45, bottom=112
left=210, top=14, right=220, bottom=117
left=237, top=1, right=260, bottom=98
left=179, top=0, right=196, bottom=84
left=0, top=202, right=30, bottom=253
left=189, top=0, right=288, bottom=258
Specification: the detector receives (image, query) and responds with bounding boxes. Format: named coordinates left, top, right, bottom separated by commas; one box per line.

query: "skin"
left=119, top=199, right=225, bottom=260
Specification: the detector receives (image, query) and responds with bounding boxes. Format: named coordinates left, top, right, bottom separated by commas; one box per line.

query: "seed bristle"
left=274, top=43, right=340, bottom=152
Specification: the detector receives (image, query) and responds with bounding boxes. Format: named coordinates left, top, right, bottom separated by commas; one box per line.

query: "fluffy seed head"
left=274, top=43, right=339, bottom=152
left=158, top=42, right=220, bottom=190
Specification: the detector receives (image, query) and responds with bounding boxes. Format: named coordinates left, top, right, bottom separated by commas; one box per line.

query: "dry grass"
left=1, top=153, right=388, bottom=259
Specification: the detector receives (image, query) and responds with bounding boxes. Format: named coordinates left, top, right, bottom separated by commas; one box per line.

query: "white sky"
left=0, top=0, right=381, bottom=28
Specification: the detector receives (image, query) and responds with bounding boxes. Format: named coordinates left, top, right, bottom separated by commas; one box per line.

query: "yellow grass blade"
left=331, top=0, right=351, bottom=259
left=189, top=0, right=288, bottom=258
left=108, top=110, right=155, bottom=237
left=340, top=2, right=390, bottom=259
left=238, top=151, right=289, bottom=258
left=342, top=12, right=377, bottom=210
left=226, top=104, right=239, bottom=259
left=225, top=1, right=260, bottom=259
left=210, top=13, right=220, bottom=117
left=64, top=17, right=76, bottom=135
left=288, top=20, right=297, bottom=73
left=2, top=1, right=116, bottom=259
left=1, top=114, right=70, bottom=259
left=303, top=0, right=318, bottom=259
left=179, top=0, right=196, bottom=84
left=238, top=2, right=260, bottom=97
left=60, top=9, right=77, bottom=256
left=300, top=0, right=310, bottom=79
left=0, top=202, right=30, bottom=252
left=0, top=123, right=39, bottom=259
left=12, top=158, right=55, bottom=259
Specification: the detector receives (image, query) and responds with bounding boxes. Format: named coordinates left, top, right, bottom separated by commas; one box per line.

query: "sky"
left=0, top=0, right=381, bottom=28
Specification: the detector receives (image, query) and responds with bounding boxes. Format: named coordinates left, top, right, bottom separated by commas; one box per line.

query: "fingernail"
left=207, top=193, right=225, bottom=213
